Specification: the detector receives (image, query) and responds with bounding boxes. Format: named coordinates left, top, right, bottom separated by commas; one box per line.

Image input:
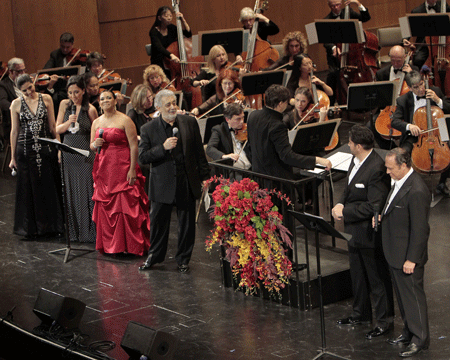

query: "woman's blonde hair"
left=206, top=45, right=228, bottom=74
left=282, top=31, right=308, bottom=57
left=143, top=64, right=170, bottom=87
left=130, top=84, right=153, bottom=114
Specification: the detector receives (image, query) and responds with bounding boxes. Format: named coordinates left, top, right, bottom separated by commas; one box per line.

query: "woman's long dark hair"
left=66, top=75, right=90, bottom=111
left=151, top=6, right=173, bottom=32
left=286, top=53, right=312, bottom=97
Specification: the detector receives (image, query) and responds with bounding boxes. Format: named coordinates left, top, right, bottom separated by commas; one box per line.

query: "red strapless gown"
left=92, top=128, right=150, bottom=256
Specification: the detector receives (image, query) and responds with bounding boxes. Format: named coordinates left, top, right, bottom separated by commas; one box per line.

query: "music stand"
left=38, top=138, right=94, bottom=263
left=35, top=65, right=82, bottom=77
left=197, top=114, right=226, bottom=144
left=288, top=119, right=341, bottom=151
left=195, top=29, right=245, bottom=56
left=99, top=80, right=126, bottom=94
left=289, top=210, right=351, bottom=360
left=240, top=70, right=285, bottom=96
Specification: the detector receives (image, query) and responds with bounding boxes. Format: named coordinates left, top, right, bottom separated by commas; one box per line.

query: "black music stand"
left=307, top=19, right=364, bottom=45
left=241, top=70, right=285, bottom=96
left=197, top=114, right=226, bottom=144
left=289, top=119, right=341, bottom=153
left=38, top=138, right=95, bottom=263
left=289, top=210, right=351, bottom=360
left=196, top=29, right=245, bottom=55
left=35, top=65, right=82, bottom=77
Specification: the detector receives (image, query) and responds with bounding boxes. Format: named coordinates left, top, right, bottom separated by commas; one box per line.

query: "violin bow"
left=98, top=70, right=116, bottom=83
left=161, top=78, right=176, bottom=91
left=65, top=49, right=82, bottom=67
left=292, top=102, right=319, bottom=131
left=196, top=89, right=243, bottom=120
left=273, top=60, right=294, bottom=71
left=201, top=60, right=241, bottom=87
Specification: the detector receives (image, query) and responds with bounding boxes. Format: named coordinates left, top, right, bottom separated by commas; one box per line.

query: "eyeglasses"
left=13, top=68, right=27, bottom=74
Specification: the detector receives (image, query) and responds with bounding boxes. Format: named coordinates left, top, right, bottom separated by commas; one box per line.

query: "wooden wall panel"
left=10, top=0, right=101, bottom=74
left=0, top=0, right=16, bottom=63
left=97, top=0, right=160, bottom=23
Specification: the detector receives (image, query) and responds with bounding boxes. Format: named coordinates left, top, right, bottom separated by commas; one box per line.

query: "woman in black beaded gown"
left=56, top=75, right=98, bottom=243
left=9, top=74, right=64, bottom=238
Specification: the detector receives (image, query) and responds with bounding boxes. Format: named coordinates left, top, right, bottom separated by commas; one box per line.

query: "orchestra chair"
left=145, top=44, right=152, bottom=58
left=376, top=27, right=403, bottom=68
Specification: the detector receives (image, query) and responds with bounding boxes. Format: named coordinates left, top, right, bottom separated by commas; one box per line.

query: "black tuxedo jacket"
left=391, top=86, right=450, bottom=147
left=324, top=7, right=371, bottom=69
left=339, top=151, right=390, bottom=248
left=247, top=107, right=315, bottom=180
left=0, top=77, right=17, bottom=125
left=375, top=63, right=420, bottom=81
left=381, top=171, right=430, bottom=269
left=205, top=122, right=250, bottom=161
left=44, top=49, right=67, bottom=69
left=138, top=114, right=210, bottom=204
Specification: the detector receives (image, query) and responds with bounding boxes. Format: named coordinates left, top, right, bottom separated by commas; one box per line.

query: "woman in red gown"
left=90, top=90, right=150, bottom=256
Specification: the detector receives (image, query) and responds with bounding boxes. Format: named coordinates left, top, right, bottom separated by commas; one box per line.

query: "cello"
left=375, top=52, right=412, bottom=140
left=431, top=0, right=450, bottom=97
left=337, top=4, right=379, bottom=104
left=164, top=0, right=204, bottom=110
left=411, top=68, right=450, bottom=174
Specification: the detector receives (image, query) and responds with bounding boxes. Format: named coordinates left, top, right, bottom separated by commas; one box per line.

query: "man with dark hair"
left=138, top=90, right=210, bottom=273
left=381, top=147, right=430, bottom=357
left=332, top=125, right=394, bottom=339
left=44, top=32, right=76, bottom=69
left=247, top=84, right=331, bottom=180
left=391, top=70, right=450, bottom=195
left=206, top=103, right=250, bottom=169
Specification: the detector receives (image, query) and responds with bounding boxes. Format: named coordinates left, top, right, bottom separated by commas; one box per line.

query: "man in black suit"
left=138, top=90, right=210, bottom=273
left=44, top=32, right=77, bottom=69
left=332, top=125, right=394, bottom=339
left=391, top=70, right=450, bottom=195
left=0, top=58, right=26, bottom=151
left=404, top=0, right=450, bottom=69
left=324, top=0, right=371, bottom=104
left=206, top=103, right=250, bottom=169
left=381, top=148, right=430, bottom=357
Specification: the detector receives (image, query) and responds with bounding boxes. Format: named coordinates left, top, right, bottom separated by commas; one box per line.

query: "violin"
left=32, top=74, right=67, bottom=88
left=235, top=123, right=248, bottom=142
left=226, top=89, right=245, bottom=104
left=65, top=48, right=106, bottom=67
left=98, top=70, right=132, bottom=86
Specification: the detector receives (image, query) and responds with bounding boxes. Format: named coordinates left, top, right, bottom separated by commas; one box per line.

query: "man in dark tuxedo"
left=0, top=58, right=26, bottom=151
left=44, top=32, right=76, bottom=69
left=138, top=90, right=210, bottom=273
left=404, top=0, right=450, bottom=69
left=324, top=0, right=371, bottom=104
left=206, top=103, right=251, bottom=169
left=332, top=125, right=394, bottom=339
left=381, top=148, right=430, bottom=357
left=391, top=70, right=450, bottom=195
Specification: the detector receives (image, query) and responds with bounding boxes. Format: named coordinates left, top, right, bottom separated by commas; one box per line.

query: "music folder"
left=240, top=70, right=286, bottom=96
left=193, top=29, right=245, bottom=56
left=288, top=119, right=341, bottom=152
left=305, top=19, right=364, bottom=45
left=197, top=114, right=226, bottom=144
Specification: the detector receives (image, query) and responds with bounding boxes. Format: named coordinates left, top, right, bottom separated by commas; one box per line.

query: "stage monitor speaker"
left=121, top=321, right=179, bottom=360
left=33, top=288, right=86, bottom=330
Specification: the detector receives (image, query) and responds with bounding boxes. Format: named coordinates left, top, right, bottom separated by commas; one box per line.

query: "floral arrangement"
left=205, top=176, right=293, bottom=297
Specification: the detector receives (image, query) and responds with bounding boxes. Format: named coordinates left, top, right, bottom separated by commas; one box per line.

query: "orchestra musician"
left=404, top=0, right=450, bottom=69
left=191, top=69, right=243, bottom=117
left=84, top=72, right=101, bottom=115
left=324, top=0, right=371, bottom=104
left=143, top=64, right=176, bottom=95
left=127, top=84, right=155, bottom=140
left=262, top=31, right=308, bottom=71
left=149, top=6, right=192, bottom=79
left=206, top=103, right=251, bottom=170
left=44, top=32, right=78, bottom=68
left=191, top=45, right=230, bottom=101
left=235, top=6, right=280, bottom=64
left=391, top=70, right=450, bottom=195
left=286, top=54, right=333, bottom=99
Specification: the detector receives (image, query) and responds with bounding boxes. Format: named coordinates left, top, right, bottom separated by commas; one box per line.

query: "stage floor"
left=1, top=143, right=450, bottom=360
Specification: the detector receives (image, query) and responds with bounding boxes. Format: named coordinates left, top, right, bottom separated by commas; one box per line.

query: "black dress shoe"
left=177, top=264, right=189, bottom=273
left=398, top=343, right=428, bottom=357
left=436, top=182, right=450, bottom=196
left=337, top=316, right=371, bottom=326
left=365, top=324, right=393, bottom=339
left=139, top=262, right=154, bottom=271
left=387, top=334, right=411, bottom=346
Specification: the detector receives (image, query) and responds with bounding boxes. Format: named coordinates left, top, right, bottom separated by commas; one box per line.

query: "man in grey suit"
left=381, top=148, right=431, bottom=357
left=332, top=125, right=394, bottom=339
left=138, top=90, right=210, bottom=273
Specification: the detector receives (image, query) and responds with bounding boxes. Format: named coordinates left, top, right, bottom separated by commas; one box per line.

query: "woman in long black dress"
left=56, top=75, right=98, bottom=243
left=9, top=74, right=64, bottom=238
left=149, top=6, right=192, bottom=79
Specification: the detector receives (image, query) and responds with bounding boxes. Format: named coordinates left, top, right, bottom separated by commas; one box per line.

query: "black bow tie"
left=428, top=4, right=438, bottom=11
left=331, top=12, right=341, bottom=19
left=229, top=127, right=235, bottom=133
left=393, top=68, right=403, bottom=74
left=416, top=95, right=426, bottom=100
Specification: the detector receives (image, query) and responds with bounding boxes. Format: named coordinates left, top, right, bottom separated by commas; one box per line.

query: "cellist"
left=149, top=6, right=192, bottom=80
left=391, top=70, right=450, bottom=195
left=323, top=0, right=371, bottom=104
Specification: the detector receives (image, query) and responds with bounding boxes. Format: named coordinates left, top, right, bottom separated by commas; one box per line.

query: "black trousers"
left=390, top=265, right=429, bottom=347
left=348, top=245, right=394, bottom=327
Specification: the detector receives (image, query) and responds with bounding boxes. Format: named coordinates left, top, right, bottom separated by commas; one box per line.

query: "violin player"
left=44, top=32, right=79, bottom=68
left=206, top=103, right=251, bottom=170
left=323, top=0, right=371, bottom=104
left=391, top=70, right=450, bottom=195
left=149, top=5, right=192, bottom=80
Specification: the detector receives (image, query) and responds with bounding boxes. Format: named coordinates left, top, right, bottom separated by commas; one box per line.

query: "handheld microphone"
left=172, top=127, right=178, bottom=137
left=11, top=167, right=17, bottom=176
left=97, top=128, right=104, bottom=154
left=373, top=203, right=380, bottom=232
left=71, top=105, right=76, bottom=128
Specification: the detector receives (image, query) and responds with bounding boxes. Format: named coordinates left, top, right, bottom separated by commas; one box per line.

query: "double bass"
left=411, top=68, right=450, bottom=174
left=164, top=0, right=204, bottom=109
left=375, top=52, right=412, bottom=140
left=337, top=4, right=379, bottom=104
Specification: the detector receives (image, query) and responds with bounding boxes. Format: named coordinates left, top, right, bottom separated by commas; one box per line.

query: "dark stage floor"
left=1, top=130, right=450, bottom=360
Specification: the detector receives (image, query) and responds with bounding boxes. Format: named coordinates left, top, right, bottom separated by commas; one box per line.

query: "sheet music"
left=288, top=129, right=297, bottom=146
left=327, top=151, right=353, bottom=171
left=197, top=118, right=207, bottom=143
left=38, top=138, right=90, bottom=157
left=438, top=117, right=450, bottom=142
